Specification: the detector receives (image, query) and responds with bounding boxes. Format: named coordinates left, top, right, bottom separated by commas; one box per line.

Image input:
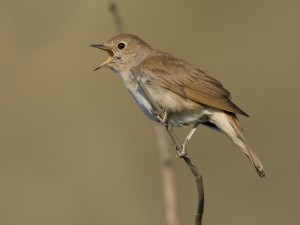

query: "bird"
left=90, top=34, right=265, bottom=178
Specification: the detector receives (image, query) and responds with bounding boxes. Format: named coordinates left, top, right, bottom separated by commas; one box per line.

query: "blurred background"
left=1, top=0, right=299, bottom=224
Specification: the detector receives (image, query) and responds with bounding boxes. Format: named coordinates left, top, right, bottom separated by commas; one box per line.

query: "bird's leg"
left=180, top=123, right=200, bottom=157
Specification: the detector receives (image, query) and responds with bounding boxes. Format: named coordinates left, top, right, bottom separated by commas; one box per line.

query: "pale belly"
left=118, top=70, right=210, bottom=127
left=131, top=83, right=210, bottom=127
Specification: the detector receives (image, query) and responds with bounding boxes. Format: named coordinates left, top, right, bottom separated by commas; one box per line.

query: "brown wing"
left=133, top=52, right=249, bottom=117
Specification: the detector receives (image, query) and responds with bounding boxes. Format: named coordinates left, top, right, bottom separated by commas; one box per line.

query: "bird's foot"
left=177, top=144, right=188, bottom=158
left=155, top=110, right=168, bottom=125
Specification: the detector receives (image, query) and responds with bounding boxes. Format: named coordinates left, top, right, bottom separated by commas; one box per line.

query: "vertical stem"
left=108, top=4, right=182, bottom=224
left=108, top=3, right=204, bottom=224
left=154, top=125, right=181, bottom=225
left=109, top=2, right=124, bottom=34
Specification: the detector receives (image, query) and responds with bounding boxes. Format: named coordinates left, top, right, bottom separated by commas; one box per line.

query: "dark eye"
left=117, top=42, right=126, bottom=50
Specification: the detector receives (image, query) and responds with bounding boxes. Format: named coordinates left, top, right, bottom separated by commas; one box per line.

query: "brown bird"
left=91, top=34, right=265, bottom=178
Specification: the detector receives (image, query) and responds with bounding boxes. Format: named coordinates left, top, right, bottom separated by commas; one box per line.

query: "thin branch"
left=154, top=125, right=181, bottom=225
left=183, top=155, right=204, bottom=225
left=108, top=3, right=204, bottom=224
left=134, top=74, right=205, bottom=225
left=109, top=2, right=124, bottom=34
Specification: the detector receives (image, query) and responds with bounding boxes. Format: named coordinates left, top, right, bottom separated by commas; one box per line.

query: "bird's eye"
left=117, top=42, right=126, bottom=50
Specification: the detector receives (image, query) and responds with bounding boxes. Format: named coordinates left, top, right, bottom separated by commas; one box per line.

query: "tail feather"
left=225, top=113, right=265, bottom=178
left=209, top=110, right=265, bottom=178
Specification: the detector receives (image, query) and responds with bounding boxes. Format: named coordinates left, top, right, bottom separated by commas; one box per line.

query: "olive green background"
left=1, top=0, right=299, bottom=224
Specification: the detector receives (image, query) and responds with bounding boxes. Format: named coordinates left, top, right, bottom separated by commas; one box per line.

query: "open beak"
left=90, top=44, right=114, bottom=71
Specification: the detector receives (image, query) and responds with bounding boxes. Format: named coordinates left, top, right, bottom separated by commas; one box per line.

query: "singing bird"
left=91, top=34, right=265, bottom=178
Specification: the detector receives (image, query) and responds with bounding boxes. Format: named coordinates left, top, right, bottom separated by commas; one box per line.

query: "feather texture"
left=133, top=51, right=249, bottom=117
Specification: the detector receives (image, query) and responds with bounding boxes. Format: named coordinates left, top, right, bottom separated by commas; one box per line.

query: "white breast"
left=117, top=70, right=158, bottom=122
left=117, top=70, right=207, bottom=126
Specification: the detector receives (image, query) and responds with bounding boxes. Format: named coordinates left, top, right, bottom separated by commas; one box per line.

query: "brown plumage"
left=133, top=52, right=249, bottom=117
left=91, top=34, right=265, bottom=177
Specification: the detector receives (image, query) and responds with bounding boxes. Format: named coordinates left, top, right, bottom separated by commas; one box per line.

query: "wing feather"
left=133, top=52, right=249, bottom=117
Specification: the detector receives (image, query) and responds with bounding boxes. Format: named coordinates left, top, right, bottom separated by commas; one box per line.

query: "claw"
left=178, top=144, right=188, bottom=158
left=155, top=110, right=168, bottom=125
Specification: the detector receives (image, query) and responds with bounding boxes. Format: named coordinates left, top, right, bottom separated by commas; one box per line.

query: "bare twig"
left=134, top=74, right=205, bottom=225
left=109, top=2, right=124, bottom=34
left=108, top=3, right=204, bottom=224
left=154, top=125, right=181, bottom=225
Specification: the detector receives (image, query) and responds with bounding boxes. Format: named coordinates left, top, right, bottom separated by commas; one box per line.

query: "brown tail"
left=209, top=110, right=265, bottom=178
